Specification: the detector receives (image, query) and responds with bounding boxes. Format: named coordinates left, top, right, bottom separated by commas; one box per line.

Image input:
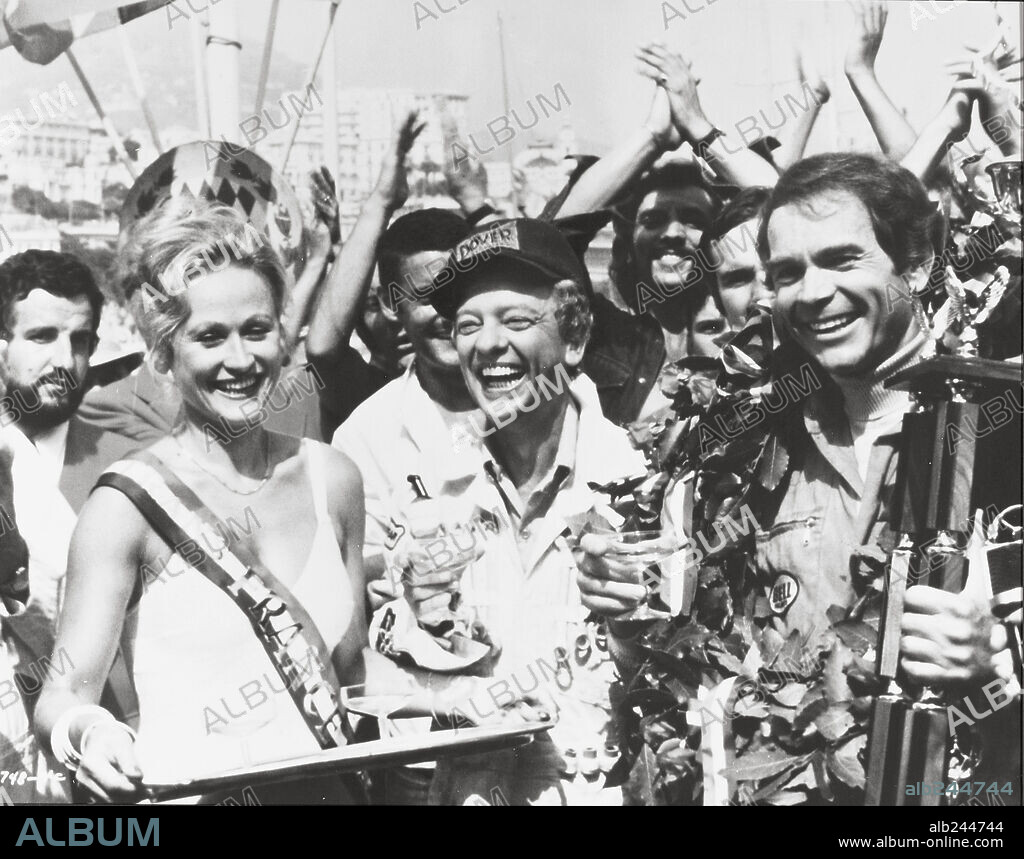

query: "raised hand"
left=947, top=43, right=1023, bottom=155
left=937, top=89, right=975, bottom=147
left=845, top=0, right=888, bottom=78
left=798, top=43, right=830, bottom=105
left=309, top=166, right=340, bottom=245
left=644, top=83, right=683, bottom=152
left=373, top=109, right=427, bottom=213
left=297, top=218, right=333, bottom=293
left=635, top=42, right=710, bottom=142
left=441, top=109, right=490, bottom=214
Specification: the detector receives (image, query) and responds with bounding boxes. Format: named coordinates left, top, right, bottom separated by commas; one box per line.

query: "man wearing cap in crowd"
left=368, top=217, right=646, bottom=805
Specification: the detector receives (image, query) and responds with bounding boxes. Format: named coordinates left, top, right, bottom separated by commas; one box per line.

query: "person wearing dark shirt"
left=306, top=111, right=425, bottom=439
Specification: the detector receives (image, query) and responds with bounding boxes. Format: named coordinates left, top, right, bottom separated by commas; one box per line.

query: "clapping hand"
left=644, top=82, right=683, bottom=152
left=947, top=36, right=1022, bottom=156
left=635, top=42, right=710, bottom=141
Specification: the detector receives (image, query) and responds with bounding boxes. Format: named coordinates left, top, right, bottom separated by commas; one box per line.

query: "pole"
left=322, top=11, right=340, bottom=183
left=117, top=27, right=163, bottom=154
left=207, top=0, right=242, bottom=145
left=496, top=10, right=520, bottom=211
left=64, top=48, right=138, bottom=181
left=254, top=0, right=281, bottom=117
left=190, top=12, right=211, bottom=138
left=281, top=1, right=340, bottom=174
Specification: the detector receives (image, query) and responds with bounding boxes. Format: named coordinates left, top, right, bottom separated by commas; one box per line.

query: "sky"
left=1, top=0, right=1021, bottom=158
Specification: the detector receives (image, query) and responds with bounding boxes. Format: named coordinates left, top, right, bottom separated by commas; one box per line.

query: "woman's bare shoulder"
left=76, top=442, right=174, bottom=553
left=302, top=439, right=364, bottom=534
left=304, top=438, right=364, bottom=491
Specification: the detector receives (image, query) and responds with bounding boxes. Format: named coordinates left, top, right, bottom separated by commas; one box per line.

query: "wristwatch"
left=691, top=126, right=725, bottom=161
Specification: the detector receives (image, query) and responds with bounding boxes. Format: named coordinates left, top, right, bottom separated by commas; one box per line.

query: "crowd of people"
left=0, top=1, right=1020, bottom=806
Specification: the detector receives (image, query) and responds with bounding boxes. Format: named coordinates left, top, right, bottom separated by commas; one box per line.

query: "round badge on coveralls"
left=768, top=572, right=799, bottom=616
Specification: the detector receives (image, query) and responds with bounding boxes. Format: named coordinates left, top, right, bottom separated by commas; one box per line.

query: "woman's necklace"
left=174, top=431, right=273, bottom=496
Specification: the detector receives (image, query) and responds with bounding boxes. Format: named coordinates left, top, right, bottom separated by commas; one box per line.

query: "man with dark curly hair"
left=0, top=249, right=127, bottom=803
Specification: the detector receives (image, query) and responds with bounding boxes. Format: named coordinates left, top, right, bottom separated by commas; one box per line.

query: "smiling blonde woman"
left=34, top=198, right=370, bottom=804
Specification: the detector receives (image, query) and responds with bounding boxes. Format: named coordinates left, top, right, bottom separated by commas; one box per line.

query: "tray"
left=142, top=720, right=551, bottom=802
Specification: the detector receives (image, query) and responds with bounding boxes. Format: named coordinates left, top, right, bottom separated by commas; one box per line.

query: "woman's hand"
left=573, top=533, right=648, bottom=619
left=75, top=721, right=146, bottom=803
left=428, top=673, right=558, bottom=728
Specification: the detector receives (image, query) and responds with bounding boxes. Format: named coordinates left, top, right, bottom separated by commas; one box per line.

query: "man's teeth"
left=479, top=365, right=525, bottom=391
left=807, top=314, right=857, bottom=334
left=654, top=254, right=694, bottom=279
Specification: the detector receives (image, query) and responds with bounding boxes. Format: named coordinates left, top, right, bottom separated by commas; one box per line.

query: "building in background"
left=257, top=87, right=469, bottom=205
left=0, top=117, right=132, bottom=210
left=511, top=123, right=577, bottom=217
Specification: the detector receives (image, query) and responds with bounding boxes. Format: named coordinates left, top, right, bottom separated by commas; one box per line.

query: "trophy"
left=986, top=160, right=1022, bottom=237
left=864, top=273, right=1022, bottom=806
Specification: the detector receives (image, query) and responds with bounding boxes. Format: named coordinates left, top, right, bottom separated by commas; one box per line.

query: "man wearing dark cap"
left=369, top=217, right=646, bottom=805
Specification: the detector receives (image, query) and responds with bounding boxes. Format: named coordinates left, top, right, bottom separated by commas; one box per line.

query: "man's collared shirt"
left=436, top=374, right=645, bottom=804
left=752, top=390, right=902, bottom=647
left=332, top=362, right=483, bottom=574
left=455, top=376, right=646, bottom=672
left=480, top=402, right=577, bottom=568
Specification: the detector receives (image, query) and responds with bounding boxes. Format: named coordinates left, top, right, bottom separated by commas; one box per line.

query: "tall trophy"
left=864, top=217, right=1022, bottom=805
left=865, top=148, right=1022, bottom=804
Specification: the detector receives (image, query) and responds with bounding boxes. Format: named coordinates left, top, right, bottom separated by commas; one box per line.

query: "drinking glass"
left=571, top=526, right=681, bottom=621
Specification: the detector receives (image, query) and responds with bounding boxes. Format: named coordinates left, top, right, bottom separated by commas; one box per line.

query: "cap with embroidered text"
left=430, top=218, right=590, bottom=318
